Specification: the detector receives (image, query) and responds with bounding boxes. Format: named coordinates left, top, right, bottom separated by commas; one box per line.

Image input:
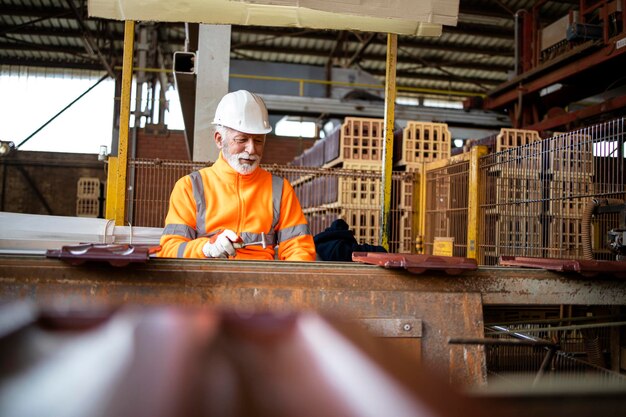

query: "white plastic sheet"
left=0, top=212, right=162, bottom=254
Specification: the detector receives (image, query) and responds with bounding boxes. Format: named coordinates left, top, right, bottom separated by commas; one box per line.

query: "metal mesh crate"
left=547, top=217, right=585, bottom=259
left=130, top=160, right=418, bottom=253
left=547, top=132, right=594, bottom=175
left=548, top=173, right=594, bottom=218
left=423, top=159, right=470, bottom=257
left=478, top=117, right=626, bottom=265
left=480, top=308, right=626, bottom=386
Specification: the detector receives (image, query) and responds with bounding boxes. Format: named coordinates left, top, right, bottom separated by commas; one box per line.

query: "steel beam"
left=260, top=94, right=510, bottom=128
left=526, top=94, right=626, bottom=132
left=484, top=38, right=626, bottom=111
left=2, top=257, right=626, bottom=384
left=380, top=33, right=397, bottom=250
left=1, top=256, right=624, bottom=306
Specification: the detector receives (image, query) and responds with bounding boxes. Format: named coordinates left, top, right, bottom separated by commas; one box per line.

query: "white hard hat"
left=212, top=90, right=272, bottom=134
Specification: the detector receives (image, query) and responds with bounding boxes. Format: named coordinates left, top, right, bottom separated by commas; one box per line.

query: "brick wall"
left=136, top=129, right=190, bottom=160
left=262, top=135, right=315, bottom=165
left=0, top=151, right=106, bottom=217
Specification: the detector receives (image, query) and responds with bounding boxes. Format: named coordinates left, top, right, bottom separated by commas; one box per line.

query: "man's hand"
left=202, top=229, right=242, bottom=258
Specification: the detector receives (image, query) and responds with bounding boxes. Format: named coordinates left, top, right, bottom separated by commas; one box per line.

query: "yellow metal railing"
left=119, top=66, right=485, bottom=99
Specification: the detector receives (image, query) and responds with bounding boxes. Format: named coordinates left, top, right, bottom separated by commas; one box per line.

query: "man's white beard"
left=224, top=148, right=260, bottom=175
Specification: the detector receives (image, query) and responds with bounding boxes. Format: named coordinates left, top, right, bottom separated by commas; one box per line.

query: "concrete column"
left=193, top=25, right=231, bottom=162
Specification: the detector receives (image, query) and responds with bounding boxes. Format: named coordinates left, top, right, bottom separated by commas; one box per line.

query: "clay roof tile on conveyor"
left=352, top=252, right=478, bottom=275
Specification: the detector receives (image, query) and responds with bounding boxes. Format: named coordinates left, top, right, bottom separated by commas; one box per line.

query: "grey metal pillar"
left=193, top=25, right=231, bottom=162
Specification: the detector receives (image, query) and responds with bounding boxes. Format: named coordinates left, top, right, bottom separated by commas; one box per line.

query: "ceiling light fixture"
left=0, top=141, right=15, bottom=157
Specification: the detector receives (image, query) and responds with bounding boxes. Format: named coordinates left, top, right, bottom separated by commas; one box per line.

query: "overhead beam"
left=232, top=26, right=514, bottom=56
left=0, top=57, right=104, bottom=70
left=446, top=22, right=513, bottom=39
left=0, top=23, right=185, bottom=44
left=64, top=0, right=115, bottom=78
left=233, top=43, right=513, bottom=66
left=0, top=39, right=98, bottom=56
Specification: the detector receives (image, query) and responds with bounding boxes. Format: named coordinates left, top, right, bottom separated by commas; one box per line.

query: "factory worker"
left=158, top=90, right=315, bottom=261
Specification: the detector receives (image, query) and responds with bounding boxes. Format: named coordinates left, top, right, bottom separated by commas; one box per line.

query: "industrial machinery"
left=597, top=199, right=626, bottom=260
left=468, top=0, right=626, bottom=133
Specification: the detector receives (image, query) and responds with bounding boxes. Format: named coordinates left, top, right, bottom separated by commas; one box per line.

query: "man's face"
left=217, top=128, right=266, bottom=175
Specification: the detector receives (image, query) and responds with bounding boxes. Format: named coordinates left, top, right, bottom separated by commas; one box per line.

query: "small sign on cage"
left=433, top=237, right=454, bottom=257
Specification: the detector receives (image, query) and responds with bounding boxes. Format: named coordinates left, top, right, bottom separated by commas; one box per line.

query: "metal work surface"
left=1, top=256, right=626, bottom=306
left=2, top=256, right=626, bottom=384
left=0, top=255, right=487, bottom=386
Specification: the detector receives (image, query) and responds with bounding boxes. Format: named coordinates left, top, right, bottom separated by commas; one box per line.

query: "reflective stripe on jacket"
left=158, top=153, right=315, bottom=261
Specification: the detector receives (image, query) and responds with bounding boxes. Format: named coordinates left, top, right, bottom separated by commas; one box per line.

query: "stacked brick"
left=76, top=177, right=101, bottom=218
left=546, top=133, right=594, bottom=258
left=394, top=121, right=451, bottom=167
left=486, top=129, right=543, bottom=259
left=291, top=117, right=385, bottom=170
left=291, top=118, right=458, bottom=252
left=292, top=118, right=385, bottom=246
left=394, top=122, right=451, bottom=253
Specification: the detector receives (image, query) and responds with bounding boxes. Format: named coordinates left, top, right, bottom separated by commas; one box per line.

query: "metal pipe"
left=514, top=10, right=525, bottom=76
left=533, top=346, right=557, bottom=386
left=582, top=198, right=625, bottom=260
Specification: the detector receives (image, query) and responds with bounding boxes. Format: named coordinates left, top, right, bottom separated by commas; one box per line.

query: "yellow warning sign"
left=433, top=237, right=454, bottom=257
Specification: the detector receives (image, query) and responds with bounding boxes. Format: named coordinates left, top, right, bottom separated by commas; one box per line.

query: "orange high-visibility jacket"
left=158, top=153, right=316, bottom=261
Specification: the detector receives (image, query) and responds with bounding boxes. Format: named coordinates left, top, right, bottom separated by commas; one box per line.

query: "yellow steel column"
left=467, top=145, right=488, bottom=260
left=417, top=161, right=427, bottom=254
left=106, top=20, right=135, bottom=224
left=379, top=33, right=397, bottom=250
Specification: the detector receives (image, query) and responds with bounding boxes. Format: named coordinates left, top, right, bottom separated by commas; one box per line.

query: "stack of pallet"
left=394, top=121, right=451, bottom=168
left=76, top=177, right=101, bottom=218
left=488, top=128, right=543, bottom=258
left=394, top=121, right=452, bottom=253
left=325, top=117, right=384, bottom=244
left=546, top=133, right=594, bottom=258
left=291, top=118, right=385, bottom=245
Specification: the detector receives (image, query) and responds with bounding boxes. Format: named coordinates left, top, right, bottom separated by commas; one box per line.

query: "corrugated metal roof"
left=0, top=0, right=576, bottom=99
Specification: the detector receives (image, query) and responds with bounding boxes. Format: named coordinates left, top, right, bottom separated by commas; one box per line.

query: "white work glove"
left=202, top=229, right=242, bottom=258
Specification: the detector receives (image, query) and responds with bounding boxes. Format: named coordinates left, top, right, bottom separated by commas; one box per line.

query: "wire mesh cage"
left=478, top=118, right=626, bottom=265
left=129, top=160, right=419, bottom=253
left=423, top=159, right=470, bottom=257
